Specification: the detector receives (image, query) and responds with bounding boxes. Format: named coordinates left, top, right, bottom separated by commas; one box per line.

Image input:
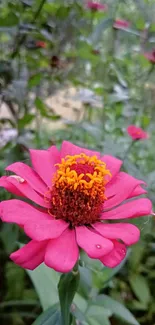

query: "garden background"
left=0, top=0, right=155, bottom=324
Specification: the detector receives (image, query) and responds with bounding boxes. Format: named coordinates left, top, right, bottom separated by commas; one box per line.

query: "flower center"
left=48, top=153, right=111, bottom=227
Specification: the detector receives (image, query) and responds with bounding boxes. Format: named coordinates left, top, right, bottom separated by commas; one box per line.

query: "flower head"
left=127, top=125, right=149, bottom=140
left=36, top=41, right=46, bottom=48
left=0, top=141, right=151, bottom=272
left=143, top=49, right=155, bottom=64
left=86, top=1, right=108, bottom=11
left=113, top=19, right=130, bottom=30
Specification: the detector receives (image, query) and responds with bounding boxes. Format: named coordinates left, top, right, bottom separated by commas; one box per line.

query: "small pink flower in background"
left=143, top=49, right=155, bottom=64
left=36, top=41, right=47, bottom=48
left=86, top=1, right=108, bottom=11
left=127, top=125, right=149, bottom=140
left=0, top=141, right=151, bottom=272
left=113, top=19, right=130, bottom=30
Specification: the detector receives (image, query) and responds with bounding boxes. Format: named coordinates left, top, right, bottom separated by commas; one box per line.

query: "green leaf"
left=87, top=315, right=110, bottom=325
left=26, top=264, right=60, bottom=311
left=128, top=242, right=145, bottom=271
left=35, top=97, right=61, bottom=120
left=58, top=269, right=80, bottom=325
left=43, top=3, right=58, bottom=14
left=93, top=295, right=140, bottom=325
left=70, top=303, right=86, bottom=323
left=18, top=114, right=35, bottom=129
left=129, top=274, right=151, bottom=306
left=80, top=250, right=130, bottom=288
left=28, top=73, right=42, bottom=88
left=35, top=97, right=49, bottom=116
left=141, top=115, right=151, bottom=127
left=78, top=266, right=92, bottom=297
left=96, top=249, right=131, bottom=286
left=0, top=300, right=39, bottom=309
left=130, top=300, right=148, bottom=311
left=91, top=18, right=113, bottom=44
left=5, top=262, right=25, bottom=300
left=0, top=13, right=18, bottom=27
left=0, top=223, right=19, bottom=254
left=86, top=305, right=111, bottom=325
left=73, top=293, right=88, bottom=313
left=32, top=304, right=61, bottom=325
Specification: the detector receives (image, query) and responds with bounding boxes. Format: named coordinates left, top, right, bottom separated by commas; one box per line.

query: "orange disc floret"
left=48, top=153, right=111, bottom=227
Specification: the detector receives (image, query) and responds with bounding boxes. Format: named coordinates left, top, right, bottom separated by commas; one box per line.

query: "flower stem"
left=58, top=263, right=80, bottom=325
left=123, top=140, right=135, bottom=161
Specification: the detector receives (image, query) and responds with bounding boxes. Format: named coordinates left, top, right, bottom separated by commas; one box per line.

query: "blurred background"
left=0, top=0, right=155, bottom=324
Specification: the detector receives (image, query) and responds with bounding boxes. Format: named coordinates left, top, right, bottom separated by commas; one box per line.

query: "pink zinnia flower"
left=127, top=125, right=149, bottom=140
left=143, top=49, right=155, bottom=64
left=36, top=41, right=47, bottom=48
left=86, top=1, right=108, bottom=11
left=113, top=19, right=130, bottom=30
left=0, top=141, right=151, bottom=272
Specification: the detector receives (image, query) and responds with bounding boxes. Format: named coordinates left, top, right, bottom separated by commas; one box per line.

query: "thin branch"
left=11, top=0, right=47, bottom=59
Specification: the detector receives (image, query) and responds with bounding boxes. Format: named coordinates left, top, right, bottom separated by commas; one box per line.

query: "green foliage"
left=32, top=304, right=61, bottom=325
left=58, top=269, right=80, bottom=325
left=93, top=295, right=140, bottom=325
left=26, top=263, right=59, bottom=311
left=5, top=263, right=25, bottom=300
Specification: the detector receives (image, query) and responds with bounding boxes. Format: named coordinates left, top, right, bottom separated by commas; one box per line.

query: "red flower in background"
left=127, top=125, right=149, bottom=140
left=86, top=1, right=108, bottom=11
left=36, top=41, right=46, bottom=48
left=143, top=49, right=155, bottom=64
left=113, top=19, right=130, bottom=30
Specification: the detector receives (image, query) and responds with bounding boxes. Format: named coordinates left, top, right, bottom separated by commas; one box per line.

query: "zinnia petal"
left=100, top=241, right=127, bottom=268
left=101, top=155, right=122, bottom=182
left=45, top=228, right=79, bottom=273
left=76, top=226, right=113, bottom=258
left=24, top=219, right=68, bottom=241
left=105, top=172, right=145, bottom=209
left=101, top=198, right=152, bottom=220
left=60, top=141, right=100, bottom=159
left=10, top=240, right=48, bottom=270
left=0, top=176, right=24, bottom=197
left=48, top=145, right=61, bottom=163
left=29, top=146, right=60, bottom=187
left=6, top=162, right=47, bottom=195
left=0, top=199, right=51, bottom=225
left=93, top=223, right=140, bottom=245
left=2, top=176, right=50, bottom=208
left=128, top=185, right=147, bottom=198
left=113, top=19, right=130, bottom=29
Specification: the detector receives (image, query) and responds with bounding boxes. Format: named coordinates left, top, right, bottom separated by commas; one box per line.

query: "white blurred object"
left=75, top=88, right=103, bottom=108
left=0, top=128, right=17, bottom=148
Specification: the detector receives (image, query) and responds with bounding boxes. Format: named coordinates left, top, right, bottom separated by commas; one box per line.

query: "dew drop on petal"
left=120, top=249, right=126, bottom=256
left=96, top=244, right=102, bottom=249
left=9, top=175, right=25, bottom=183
